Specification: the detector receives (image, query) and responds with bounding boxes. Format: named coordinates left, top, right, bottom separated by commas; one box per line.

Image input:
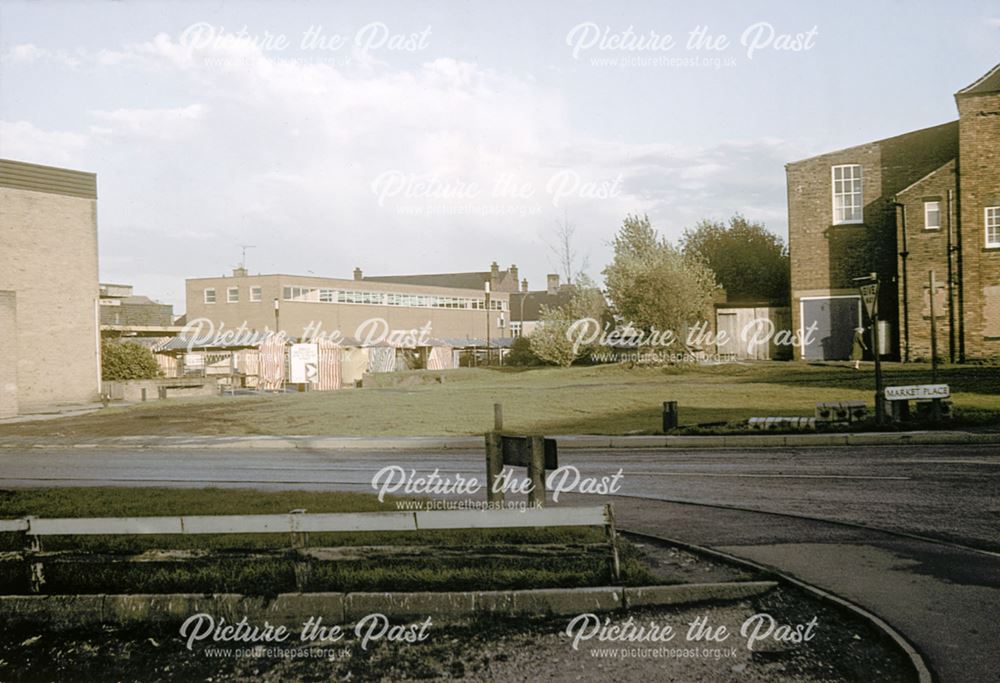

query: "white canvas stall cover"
left=258, top=336, right=286, bottom=390
left=235, top=349, right=261, bottom=387
left=426, top=345, right=454, bottom=370
left=316, top=340, right=342, bottom=391
left=367, top=346, right=396, bottom=373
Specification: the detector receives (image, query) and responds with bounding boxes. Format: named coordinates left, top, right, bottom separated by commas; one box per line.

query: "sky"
left=1, top=0, right=998, bottom=312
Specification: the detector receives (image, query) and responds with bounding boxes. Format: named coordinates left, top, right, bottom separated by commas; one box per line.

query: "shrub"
left=101, top=340, right=160, bottom=381
left=507, top=336, right=542, bottom=366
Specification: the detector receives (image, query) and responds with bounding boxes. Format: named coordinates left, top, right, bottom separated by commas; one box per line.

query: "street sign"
left=885, top=384, right=950, bottom=400
left=859, top=283, right=879, bottom=319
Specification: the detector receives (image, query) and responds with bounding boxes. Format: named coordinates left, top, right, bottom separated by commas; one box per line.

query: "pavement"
left=1, top=429, right=999, bottom=451
left=0, top=442, right=997, bottom=682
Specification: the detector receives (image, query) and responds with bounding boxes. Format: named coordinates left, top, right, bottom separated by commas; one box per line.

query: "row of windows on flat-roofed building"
left=831, top=164, right=1000, bottom=247
left=203, top=285, right=506, bottom=310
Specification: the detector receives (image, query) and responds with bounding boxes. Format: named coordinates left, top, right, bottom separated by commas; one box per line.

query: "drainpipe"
left=894, top=200, right=910, bottom=363
left=946, top=190, right=956, bottom=364
left=955, top=168, right=965, bottom=362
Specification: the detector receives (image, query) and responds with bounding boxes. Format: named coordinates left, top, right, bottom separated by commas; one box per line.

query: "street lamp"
left=853, top=272, right=884, bottom=424
left=484, top=281, right=491, bottom=366
left=273, top=297, right=280, bottom=335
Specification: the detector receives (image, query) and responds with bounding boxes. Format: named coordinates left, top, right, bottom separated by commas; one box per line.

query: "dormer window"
left=832, top=164, right=863, bottom=224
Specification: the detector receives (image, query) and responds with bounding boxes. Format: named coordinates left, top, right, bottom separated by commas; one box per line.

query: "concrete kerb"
left=0, top=582, right=777, bottom=631
left=622, top=530, right=934, bottom=683
left=1, top=430, right=997, bottom=451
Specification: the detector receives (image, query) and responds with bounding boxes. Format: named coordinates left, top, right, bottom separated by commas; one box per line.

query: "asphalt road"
left=1, top=443, right=998, bottom=682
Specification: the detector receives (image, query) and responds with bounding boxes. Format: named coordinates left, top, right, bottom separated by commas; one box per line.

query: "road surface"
left=1, top=443, right=998, bottom=681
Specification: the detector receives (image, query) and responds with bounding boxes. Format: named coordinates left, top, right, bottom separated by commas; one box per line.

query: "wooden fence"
left=2, top=505, right=620, bottom=592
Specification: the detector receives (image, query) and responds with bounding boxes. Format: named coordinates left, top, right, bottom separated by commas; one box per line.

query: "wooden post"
left=604, top=504, right=621, bottom=582
left=25, top=517, right=44, bottom=593
left=527, top=435, right=546, bottom=508
left=494, top=403, right=504, bottom=432
left=662, top=401, right=678, bottom=432
left=485, top=431, right=504, bottom=503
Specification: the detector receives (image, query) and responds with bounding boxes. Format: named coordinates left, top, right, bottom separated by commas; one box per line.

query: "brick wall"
left=957, top=91, right=1000, bottom=358
left=787, top=122, right=959, bottom=359
left=896, top=160, right=957, bottom=361
left=0, top=187, right=100, bottom=411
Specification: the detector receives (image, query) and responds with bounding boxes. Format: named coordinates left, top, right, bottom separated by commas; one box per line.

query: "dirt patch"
left=0, top=586, right=913, bottom=682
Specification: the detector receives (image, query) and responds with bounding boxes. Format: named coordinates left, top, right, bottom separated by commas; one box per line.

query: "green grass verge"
left=2, top=362, right=997, bottom=437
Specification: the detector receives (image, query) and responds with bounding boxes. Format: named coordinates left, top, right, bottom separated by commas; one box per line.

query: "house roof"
left=364, top=272, right=494, bottom=290
left=895, top=158, right=957, bottom=197
left=956, top=63, right=1000, bottom=97
left=510, top=288, right=578, bottom=322
left=784, top=120, right=958, bottom=167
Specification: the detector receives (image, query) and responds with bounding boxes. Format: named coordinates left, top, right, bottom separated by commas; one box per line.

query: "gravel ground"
left=0, top=585, right=913, bottom=683
left=0, top=535, right=915, bottom=681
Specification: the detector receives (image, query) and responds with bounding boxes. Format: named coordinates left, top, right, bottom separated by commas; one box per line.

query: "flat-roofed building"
left=184, top=267, right=510, bottom=344
left=0, top=159, right=101, bottom=416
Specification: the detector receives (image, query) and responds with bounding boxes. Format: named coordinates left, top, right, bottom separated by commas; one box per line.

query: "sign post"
left=855, top=273, right=884, bottom=424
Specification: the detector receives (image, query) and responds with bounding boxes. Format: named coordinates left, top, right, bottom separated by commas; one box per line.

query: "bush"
left=507, top=336, right=542, bottom=366
left=101, top=340, right=160, bottom=381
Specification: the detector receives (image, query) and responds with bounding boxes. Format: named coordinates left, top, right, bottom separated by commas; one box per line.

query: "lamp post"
left=484, top=281, right=491, bottom=366
left=854, top=273, right=884, bottom=424
left=273, top=297, right=280, bottom=335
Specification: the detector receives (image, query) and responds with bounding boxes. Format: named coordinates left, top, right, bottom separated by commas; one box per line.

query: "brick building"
left=787, top=64, right=1000, bottom=361
left=185, top=264, right=512, bottom=344
left=99, top=283, right=175, bottom=330
left=0, top=159, right=101, bottom=416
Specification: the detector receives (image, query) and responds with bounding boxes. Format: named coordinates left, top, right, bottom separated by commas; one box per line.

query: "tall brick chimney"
left=353, top=267, right=363, bottom=281
left=547, top=274, right=559, bottom=295
left=521, top=278, right=529, bottom=292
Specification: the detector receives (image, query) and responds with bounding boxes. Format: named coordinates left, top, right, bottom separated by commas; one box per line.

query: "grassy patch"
left=3, top=362, right=997, bottom=437
left=0, top=488, right=651, bottom=594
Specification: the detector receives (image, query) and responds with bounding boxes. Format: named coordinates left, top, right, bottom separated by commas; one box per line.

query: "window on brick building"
left=227, top=287, right=239, bottom=303
left=204, top=288, right=216, bottom=304
left=987, top=207, right=1000, bottom=248
left=832, top=164, right=863, bottom=224
left=924, top=201, right=941, bottom=231
left=249, top=286, right=262, bottom=302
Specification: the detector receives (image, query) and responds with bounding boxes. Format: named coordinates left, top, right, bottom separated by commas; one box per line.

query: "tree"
left=546, top=211, right=589, bottom=285
left=681, top=214, right=789, bottom=302
left=101, top=340, right=160, bottom=381
left=603, top=214, right=719, bottom=335
left=529, top=274, right=606, bottom=367
left=507, top=336, right=542, bottom=366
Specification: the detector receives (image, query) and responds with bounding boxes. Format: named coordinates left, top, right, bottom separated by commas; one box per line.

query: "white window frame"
left=203, top=288, right=216, bottom=304
left=987, top=206, right=1000, bottom=248
left=831, top=164, right=863, bottom=225
left=924, top=200, right=941, bottom=231
left=249, top=286, right=262, bottom=302
left=227, top=287, right=239, bottom=303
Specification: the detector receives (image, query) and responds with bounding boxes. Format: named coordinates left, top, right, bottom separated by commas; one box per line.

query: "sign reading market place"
left=884, top=384, right=951, bottom=400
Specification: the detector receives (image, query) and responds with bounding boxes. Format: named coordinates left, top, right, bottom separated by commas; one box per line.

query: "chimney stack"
left=233, top=266, right=248, bottom=277
left=353, top=267, right=363, bottom=281
left=509, top=264, right=518, bottom=285
left=521, top=278, right=529, bottom=292
left=547, top=274, right=559, bottom=295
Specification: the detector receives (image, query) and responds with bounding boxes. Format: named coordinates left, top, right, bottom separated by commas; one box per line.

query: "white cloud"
left=0, top=120, right=89, bottom=167
left=1, top=43, right=81, bottom=68
left=90, top=104, right=208, bottom=141
left=3, top=30, right=792, bottom=309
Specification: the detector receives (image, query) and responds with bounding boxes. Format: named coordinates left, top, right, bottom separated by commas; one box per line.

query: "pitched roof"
left=956, top=63, right=1000, bottom=97
left=510, top=288, right=578, bottom=322
left=364, top=272, right=493, bottom=290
